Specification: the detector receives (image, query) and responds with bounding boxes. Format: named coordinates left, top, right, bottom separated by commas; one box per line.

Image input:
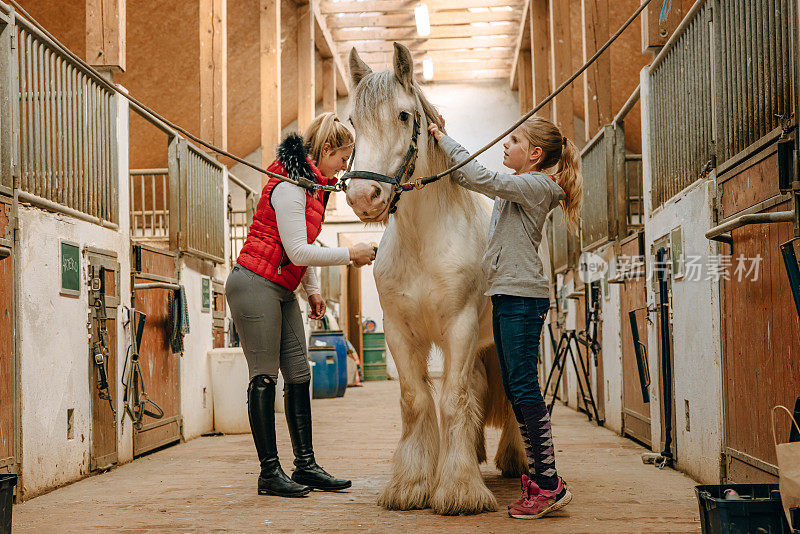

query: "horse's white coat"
left=345, top=44, right=525, bottom=515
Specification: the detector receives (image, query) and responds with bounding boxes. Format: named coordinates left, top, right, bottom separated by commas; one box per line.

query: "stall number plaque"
left=201, top=277, right=211, bottom=312
left=60, top=241, right=80, bottom=297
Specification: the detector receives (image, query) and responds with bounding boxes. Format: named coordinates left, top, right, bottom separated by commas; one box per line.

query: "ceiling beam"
left=312, top=0, right=348, bottom=96
left=333, top=23, right=515, bottom=41
left=321, top=0, right=523, bottom=14
left=509, top=0, right=530, bottom=90
left=326, top=10, right=520, bottom=29
left=339, top=35, right=516, bottom=53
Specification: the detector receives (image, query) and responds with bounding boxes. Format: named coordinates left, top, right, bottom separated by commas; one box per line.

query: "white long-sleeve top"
left=272, top=181, right=351, bottom=296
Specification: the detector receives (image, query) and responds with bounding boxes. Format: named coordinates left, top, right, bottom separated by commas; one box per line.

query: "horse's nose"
left=371, top=185, right=382, bottom=200
left=346, top=195, right=354, bottom=207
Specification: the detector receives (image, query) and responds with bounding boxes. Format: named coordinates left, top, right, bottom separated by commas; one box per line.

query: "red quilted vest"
left=236, top=158, right=335, bottom=291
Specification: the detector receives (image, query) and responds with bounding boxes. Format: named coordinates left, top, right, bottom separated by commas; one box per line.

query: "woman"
left=429, top=114, right=582, bottom=519
left=226, top=113, right=374, bottom=497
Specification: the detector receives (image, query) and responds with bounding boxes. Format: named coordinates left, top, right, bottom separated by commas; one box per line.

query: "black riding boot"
left=284, top=381, right=352, bottom=491
left=247, top=375, right=311, bottom=497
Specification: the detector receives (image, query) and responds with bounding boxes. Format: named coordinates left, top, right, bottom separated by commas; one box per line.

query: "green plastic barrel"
left=362, top=332, right=387, bottom=380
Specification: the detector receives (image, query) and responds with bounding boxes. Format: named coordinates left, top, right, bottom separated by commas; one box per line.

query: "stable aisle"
left=13, top=380, right=700, bottom=533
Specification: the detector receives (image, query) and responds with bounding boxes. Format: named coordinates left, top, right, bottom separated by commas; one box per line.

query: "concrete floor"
left=13, top=380, right=701, bottom=533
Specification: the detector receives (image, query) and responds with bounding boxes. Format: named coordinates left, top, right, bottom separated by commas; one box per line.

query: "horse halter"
left=340, top=110, right=422, bottom=215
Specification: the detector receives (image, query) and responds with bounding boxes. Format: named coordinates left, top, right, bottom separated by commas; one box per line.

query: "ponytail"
left=518, top=115, right=583, bottom=236
left=303, top=112, right=354, bottom=165
left=554, top=138, right=583, bottom=236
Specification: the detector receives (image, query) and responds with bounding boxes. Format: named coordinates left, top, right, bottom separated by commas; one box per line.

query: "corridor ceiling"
left=321, top=0, right=524, bottom=82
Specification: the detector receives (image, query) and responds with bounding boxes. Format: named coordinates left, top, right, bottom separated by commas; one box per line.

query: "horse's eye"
left=399, top=111, right=410, bottom=122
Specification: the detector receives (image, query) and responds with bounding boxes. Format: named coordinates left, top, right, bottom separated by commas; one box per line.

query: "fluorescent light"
left=414, top=3, right=431, bottom=37
left=422, top=58, right=434, bottom=80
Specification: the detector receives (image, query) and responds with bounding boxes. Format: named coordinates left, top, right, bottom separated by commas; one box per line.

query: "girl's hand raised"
left=428, top=115, right=445, bottom=141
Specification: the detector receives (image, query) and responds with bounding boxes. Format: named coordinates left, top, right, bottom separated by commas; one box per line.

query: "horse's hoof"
left=377, top=478, right=430, bottom=510
left=429, top=480, right=498, bottom=515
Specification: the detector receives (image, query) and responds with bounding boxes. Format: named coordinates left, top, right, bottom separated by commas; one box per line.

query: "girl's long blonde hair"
left=303, top=112, right=354, bottom=165
left=519, top=115, right=583, bottom=235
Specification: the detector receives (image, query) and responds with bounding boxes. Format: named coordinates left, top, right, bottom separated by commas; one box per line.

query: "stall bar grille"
left=180, top=142, right=225, bottom=263
left=649, top=1, right=713, bottom=211
left=130, top=169, right=168, bottom=240
left=715, top=0, right=796, bottom=168
left=15, top=20, right=117, bottom=223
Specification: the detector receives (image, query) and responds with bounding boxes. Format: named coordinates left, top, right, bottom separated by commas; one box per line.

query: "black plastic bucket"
left=696, top=484, right=791, bottom=534
left=0, top=474, right=17, bottom=534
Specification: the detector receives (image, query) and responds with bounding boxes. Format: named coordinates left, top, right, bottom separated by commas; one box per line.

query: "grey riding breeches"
left=225, top=263, right=311, bottom=383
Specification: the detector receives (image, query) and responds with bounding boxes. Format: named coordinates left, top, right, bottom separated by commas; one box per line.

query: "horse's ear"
left=392, top=42, right=414, bottom=89
left=349, top=48, right=372, bottom=87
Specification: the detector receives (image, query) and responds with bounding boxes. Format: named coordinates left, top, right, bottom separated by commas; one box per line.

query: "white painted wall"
left=179, top=258, right=216, bottom=440
left=599, top=244, right=624, bottom=434
left=18, top=90, right=132, bottom=498
left=641, top=69, right=722, bottom=483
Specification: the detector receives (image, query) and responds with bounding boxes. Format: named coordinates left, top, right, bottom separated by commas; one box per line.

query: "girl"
left=428, top=115, right=582, bottom=519
left=226, top=113, right=374, bottom=498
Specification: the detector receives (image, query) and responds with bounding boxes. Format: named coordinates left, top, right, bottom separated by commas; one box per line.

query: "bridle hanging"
left=339, top=110, right=423, bottom=215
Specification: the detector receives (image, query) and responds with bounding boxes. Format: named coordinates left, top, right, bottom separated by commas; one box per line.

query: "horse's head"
left=344, top=43, right=429, bottom=223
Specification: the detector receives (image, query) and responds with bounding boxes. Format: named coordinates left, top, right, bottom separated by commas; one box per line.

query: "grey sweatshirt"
left=439, top=135, right=566, bottom=299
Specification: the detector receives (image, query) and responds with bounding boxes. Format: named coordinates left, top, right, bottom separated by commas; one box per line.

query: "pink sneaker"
left=508, top=477, right=572, bottom=519
left=508, top=474, right=535, bottom=510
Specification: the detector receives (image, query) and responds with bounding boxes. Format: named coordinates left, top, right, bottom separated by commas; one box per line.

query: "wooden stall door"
left=132, top=245, right=182, bottom=456
left=88, top=251, right=120, bottom=470
left=0, top=196, right=15, bottom=471
left=620, top=235, right=652, bottom=447
left=721, top=206, right=800, bottom=480
left=346, top=265, right=363, bottom=360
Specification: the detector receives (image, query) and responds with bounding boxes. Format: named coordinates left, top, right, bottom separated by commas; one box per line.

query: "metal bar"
left=55, top=55, right=64, bottom=205
left=19, top=31, right=28, bottom=191
left=69, top=65, right=77, bottom=212
left=43, top=47, right=52, bottom=201
left=161, top=172, right=167, bottom=236
left=133, top=282, right=181, bottom=291
left=17, top=190, right=118, bottom=229
left=705, top=210, right=795, bottom=242
left=139, top=172, right=145, bottom=236
left=150, top=172, right=156, bottom=237
left=31, top=36, right=40, bottom=196
left=130, top=168, right=168, bottom=175
left=612, top=85, right=640, bottom=125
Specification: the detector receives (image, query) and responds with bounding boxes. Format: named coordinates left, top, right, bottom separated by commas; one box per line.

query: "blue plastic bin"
left=309, top=331, right=348, bottom=397
left=309, top=346, right=338, bottom=399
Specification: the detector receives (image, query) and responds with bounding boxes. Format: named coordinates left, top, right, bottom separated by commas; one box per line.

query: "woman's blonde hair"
left=518, top=115, right=583, bottom=235
left=303, top=112, right=354, bottom=165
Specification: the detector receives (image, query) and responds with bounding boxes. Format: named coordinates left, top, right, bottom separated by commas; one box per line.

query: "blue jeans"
left=491, top=295, right=550, bottom=407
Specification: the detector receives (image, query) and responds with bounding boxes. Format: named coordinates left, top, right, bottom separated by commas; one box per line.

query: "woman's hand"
left=308, top=293, right=326, bottom=320
left=349, top=242, right=376, bottom=267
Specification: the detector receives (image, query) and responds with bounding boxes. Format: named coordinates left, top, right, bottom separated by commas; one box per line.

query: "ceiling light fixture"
left=415, top=3, right=431, bottom=37
left=422, top=58, right=434, bottom=80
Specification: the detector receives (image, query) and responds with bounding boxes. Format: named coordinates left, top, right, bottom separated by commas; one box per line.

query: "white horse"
left=344, top=43, right=526, bottom=515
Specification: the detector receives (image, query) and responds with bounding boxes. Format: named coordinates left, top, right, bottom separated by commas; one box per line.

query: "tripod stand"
left=541, top=282, right=603, bottom=425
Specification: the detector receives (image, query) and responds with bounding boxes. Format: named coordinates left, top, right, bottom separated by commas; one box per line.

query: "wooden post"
left=200, top=0, right=227, bottom=150
left=519, top=51, right=533, bottom=115
left=297, top=2, right=315, bottom=133
left=530, top=0, right=552, bottom=120
left=86, top=0, right=126, bottom=72
left=582, top=0, right=611, bottom=140
left=641, top=0, right=683, bottom=53
left=549, top=0, right=574, bottom=139
left=260, top=0, right=281, bottom=183
left=322, top=59, right=336, bottom=113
